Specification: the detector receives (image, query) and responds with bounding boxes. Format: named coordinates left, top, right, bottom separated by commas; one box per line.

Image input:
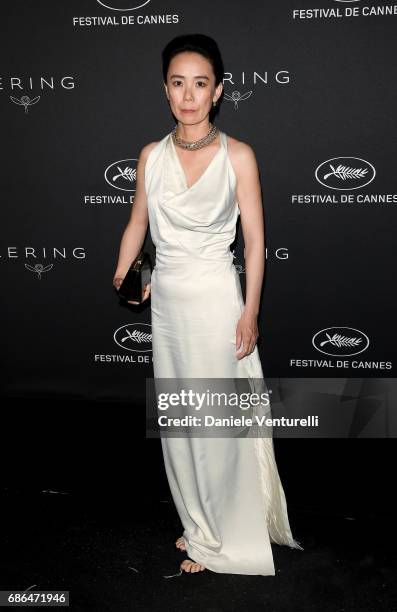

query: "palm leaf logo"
left=324, top=164, right=368, bottom=181
left=121, top=329, right=152, bottom=343
left=319, top=333, right=362, bottom=348
left=112, top=165, right=136, bottom=183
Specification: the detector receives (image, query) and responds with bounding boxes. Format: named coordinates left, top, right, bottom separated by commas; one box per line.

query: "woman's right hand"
left=112, top=275, right=151, bottom=304
left=113, top=275, right=124, bottom=291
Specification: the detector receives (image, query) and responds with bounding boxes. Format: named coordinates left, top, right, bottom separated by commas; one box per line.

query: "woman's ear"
left=215, top=82, right=223, bottom=103
left=163, top=81, right=169, bottom=101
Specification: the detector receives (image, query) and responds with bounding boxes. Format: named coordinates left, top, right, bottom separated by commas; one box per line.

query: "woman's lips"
left=181, top=109, right=196, bottom=112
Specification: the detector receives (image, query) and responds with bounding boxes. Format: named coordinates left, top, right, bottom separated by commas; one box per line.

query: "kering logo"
left=10, top=95, right=40, bottom=114
left=224, top=91, right=252, bottom=110
left=3, top=246, right=86, bottom=259
left=312, top=327, right=369, bottom=357
left=97, top=0, right=151, bottom=9
left=114, top=323, right=152, bottom=352
left=3, top=76, right=75, bottom=113
left=25, top=263, right=53, bottom=279
left=2, top=76, right=75, bottom=91
left=315, top=157, right=376, bottom=190
left=222, top=70, right=290, bottom=110
left=105, top=159, right=137, bottom=192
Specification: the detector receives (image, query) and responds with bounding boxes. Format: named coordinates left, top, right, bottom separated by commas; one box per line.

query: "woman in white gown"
left=113, top=33, right=303, bottom=576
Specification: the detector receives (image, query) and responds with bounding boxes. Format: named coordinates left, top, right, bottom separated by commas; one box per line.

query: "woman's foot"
left=180, top=559, right=205, bottom=573
left=175, top=536, right=186, bottom=551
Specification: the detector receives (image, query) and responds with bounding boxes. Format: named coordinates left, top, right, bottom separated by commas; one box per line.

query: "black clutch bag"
left=118, top=250, right=152, bottom=303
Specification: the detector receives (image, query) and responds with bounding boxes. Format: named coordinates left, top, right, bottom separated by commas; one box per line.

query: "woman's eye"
left=171, top=80, right=206, bottom=87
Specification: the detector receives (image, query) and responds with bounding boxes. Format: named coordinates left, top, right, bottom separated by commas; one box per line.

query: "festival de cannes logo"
left=114, top=323, right=152, bottom=352
left=97, top=0, right=150, bottom=9
left=315, top=157, right=375, bottom=190
left=105, top=159, right=137, bottom=192
left=312, top=327, right=369, bottom=357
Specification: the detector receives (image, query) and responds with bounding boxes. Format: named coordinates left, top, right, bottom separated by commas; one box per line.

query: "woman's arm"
left=229, top=139, right=265, bottom=358
left=113, top=142, right=157, bottom=289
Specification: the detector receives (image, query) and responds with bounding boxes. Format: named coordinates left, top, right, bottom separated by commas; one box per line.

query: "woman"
left=113, top=33, right=303, bottom=575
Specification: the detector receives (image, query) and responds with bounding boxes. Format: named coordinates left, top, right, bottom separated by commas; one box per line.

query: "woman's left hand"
left=127, top=282, right=151, bottom=305
left=235, top=310, right=259, bottom=360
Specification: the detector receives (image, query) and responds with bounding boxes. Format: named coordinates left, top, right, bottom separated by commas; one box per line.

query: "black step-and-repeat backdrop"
left=2, top=1, right=396, bottom=407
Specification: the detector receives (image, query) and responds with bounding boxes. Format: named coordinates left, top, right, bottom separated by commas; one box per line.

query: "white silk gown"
left=145, top=129, right=303, bottom=575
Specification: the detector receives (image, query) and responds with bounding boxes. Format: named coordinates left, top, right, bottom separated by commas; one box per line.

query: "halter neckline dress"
left=144, top=128, right=303, bottom=575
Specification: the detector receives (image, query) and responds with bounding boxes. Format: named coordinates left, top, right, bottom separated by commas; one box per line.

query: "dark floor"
left=0, top=398, right=396, bottom=611
left=0, top=487, right=396, bottom=612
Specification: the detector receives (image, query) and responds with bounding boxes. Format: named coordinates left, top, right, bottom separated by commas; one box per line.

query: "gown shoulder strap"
left=219, top=130, right=227, bottom=149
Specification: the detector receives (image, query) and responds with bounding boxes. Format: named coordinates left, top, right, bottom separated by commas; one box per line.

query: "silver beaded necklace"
left=171, top=122, right=219, bottom=150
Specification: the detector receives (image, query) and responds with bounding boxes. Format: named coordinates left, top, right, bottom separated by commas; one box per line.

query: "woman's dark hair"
left=162, top=33, right=224, bottom=118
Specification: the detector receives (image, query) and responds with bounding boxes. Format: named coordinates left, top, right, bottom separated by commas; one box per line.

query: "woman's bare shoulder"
left=139, top=140, right=161, bottom=161
left=225, top=134, right=258, bottom=175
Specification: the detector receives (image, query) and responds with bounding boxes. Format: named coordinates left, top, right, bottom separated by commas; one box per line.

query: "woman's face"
left=164, top=51, right=222, bottom=125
